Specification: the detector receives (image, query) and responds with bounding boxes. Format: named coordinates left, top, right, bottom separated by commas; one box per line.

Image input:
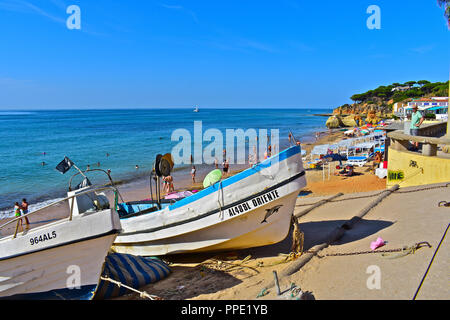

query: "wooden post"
left=69, top=196, right=75, bottom=221
left=13, top=219, right=21, bottom=238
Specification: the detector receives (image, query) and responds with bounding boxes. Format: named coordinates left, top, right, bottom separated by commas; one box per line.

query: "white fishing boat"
left=0, top=169, right=122, bottom=299
left=112, top=145, right=306, bottom=256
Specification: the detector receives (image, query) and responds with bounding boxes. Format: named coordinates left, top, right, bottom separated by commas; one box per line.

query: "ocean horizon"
left=0, top=107, right=332, bottom=218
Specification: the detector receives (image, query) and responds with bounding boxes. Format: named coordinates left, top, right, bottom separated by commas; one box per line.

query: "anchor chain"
left=300, top=241, right=432, bottom=258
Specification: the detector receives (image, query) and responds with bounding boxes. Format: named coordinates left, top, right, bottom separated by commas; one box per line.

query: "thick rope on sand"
left=261, top=184, right=400, bottom=291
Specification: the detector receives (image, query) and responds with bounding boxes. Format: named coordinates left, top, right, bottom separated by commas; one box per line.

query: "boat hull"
left=113, top=191, right=299, bottom=256
left=0, top=210, right=121, bottom=299
left=112, top=146, right=306, bottom=256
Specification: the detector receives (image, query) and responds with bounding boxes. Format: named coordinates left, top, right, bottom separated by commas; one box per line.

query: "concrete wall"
left=387, top=148, right=450, bottom=188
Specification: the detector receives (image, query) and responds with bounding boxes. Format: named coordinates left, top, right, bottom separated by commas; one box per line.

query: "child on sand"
left=167, top=175, right=174, bottom=192
left=222, top=160, right=229, bottom=177
left=162, top=175, right=174, bottom=193
left=191, top=166, right=196, bottom=183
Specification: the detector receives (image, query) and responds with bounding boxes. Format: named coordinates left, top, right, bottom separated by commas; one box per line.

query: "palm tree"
left=438, top=0, right=450, bottom=28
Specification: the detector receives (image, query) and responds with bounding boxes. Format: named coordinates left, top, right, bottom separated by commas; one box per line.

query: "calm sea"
left=0, top=108, right=332, bottom=218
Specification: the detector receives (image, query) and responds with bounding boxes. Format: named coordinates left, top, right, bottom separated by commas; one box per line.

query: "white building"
left=403, top=97, right=449, bottom=121
left=391, top=86, right=412, bottom=92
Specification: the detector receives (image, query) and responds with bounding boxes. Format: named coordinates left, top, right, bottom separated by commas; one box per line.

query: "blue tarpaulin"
left=93, top=253, right=171, bottom=299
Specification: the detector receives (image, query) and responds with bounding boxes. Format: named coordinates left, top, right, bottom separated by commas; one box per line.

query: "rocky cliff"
left=325, top=80, right=449, bottom=129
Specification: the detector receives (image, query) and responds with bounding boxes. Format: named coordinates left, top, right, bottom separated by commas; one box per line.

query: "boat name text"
left=228, top=189, right=280, bottom=218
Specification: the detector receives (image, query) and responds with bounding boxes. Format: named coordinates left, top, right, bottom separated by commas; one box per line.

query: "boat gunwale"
left=0, top=229, right=120, bottom=262
left=0, top=185, right=119, bottom=236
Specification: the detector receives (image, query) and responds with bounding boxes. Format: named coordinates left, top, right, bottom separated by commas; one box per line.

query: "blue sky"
left=0, top=0, right=449, bottom=109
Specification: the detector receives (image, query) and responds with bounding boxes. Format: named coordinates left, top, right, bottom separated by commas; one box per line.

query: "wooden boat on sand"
left=112, top=145, right=306, bottom=256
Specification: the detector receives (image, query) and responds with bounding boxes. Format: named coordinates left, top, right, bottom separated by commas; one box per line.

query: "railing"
left=0, top=185, right=118, bottom=239
left=387, top=130, right=450, bottom=156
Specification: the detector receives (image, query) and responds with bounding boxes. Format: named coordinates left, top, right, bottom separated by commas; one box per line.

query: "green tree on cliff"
left=417, top=80, right=431, bottom=87
left=438, top=0, right=450, bottom=28
left=404, top=81, right=417, bottom=87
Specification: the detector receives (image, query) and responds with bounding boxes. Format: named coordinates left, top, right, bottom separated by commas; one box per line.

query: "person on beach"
left=410, top=106, right=425, bottom=151
left=248, top=154, right=254, bottom=167
left=161, top=176, right=170, bottom=193
left=214, top=158, right=218, bottom=169
left=21, top=199, right=31, bottom=226
left=222, top=160, right=229, bottom=177
left=14, top=202, right=24, bottom=231
left=162, top=176, right=168, bottom=193
left=264, top=145, right=272, bottom=159
left=191, top=166, right=196, bottom=184
left=166, top=175, right=174, bottom=192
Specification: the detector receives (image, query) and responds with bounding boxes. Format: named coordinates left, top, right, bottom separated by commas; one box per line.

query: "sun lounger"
left=346, top=156, right=368, bottom=167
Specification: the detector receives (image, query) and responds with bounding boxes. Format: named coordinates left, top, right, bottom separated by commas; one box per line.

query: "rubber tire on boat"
left=159, top=158, right=172, bottom=177
left=155, top=154, right=163, bottom=177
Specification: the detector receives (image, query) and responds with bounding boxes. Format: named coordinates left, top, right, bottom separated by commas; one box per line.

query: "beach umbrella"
left=203, top=169, right=222, bottom=188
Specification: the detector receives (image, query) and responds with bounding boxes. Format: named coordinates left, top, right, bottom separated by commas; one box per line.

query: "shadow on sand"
left=162, top=218, right=394, bottom=263
left=237, top=218, right=394, bottom=259
left=130, top=218, right=393, bottom=300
